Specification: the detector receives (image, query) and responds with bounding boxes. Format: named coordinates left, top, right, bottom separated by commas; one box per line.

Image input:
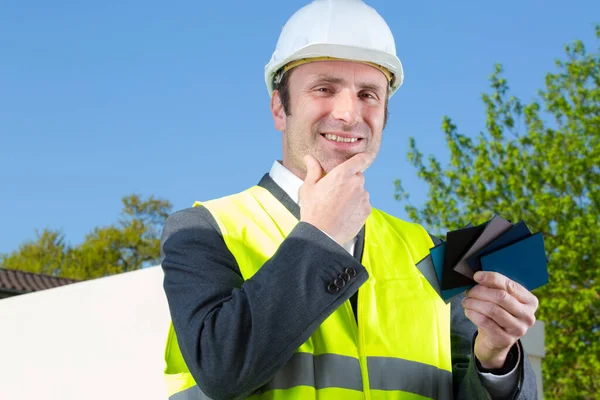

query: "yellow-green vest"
left=164, top=186, right=452, bottom=400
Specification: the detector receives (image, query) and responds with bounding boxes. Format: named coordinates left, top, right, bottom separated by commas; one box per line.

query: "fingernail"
left=474, top=272, right=484, bottom=282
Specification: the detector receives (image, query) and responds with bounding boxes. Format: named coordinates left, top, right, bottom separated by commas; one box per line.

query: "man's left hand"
left=462, top=271, right=539, bottom=369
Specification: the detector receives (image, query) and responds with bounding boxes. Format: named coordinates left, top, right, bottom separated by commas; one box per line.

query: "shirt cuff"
left=476, top=344, right=521, bottom=399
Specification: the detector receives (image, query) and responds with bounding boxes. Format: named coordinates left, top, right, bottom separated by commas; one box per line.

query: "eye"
left=312, top=86, right=335, bottom=97
left=359, top=92, right=380, bottom=103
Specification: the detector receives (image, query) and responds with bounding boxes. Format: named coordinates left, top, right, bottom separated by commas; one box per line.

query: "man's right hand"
left=299, top=153, right=374, bottom=246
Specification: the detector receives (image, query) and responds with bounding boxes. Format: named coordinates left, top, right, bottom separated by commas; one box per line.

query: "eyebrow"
left=310, top=74, right=386, bottom=95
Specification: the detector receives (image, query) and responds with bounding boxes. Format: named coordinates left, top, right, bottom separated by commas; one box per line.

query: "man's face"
left=271, top=60, right=388, bottom=179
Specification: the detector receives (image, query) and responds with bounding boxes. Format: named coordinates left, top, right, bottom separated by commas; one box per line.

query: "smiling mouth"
left=321, top=133, right=363, bottom=143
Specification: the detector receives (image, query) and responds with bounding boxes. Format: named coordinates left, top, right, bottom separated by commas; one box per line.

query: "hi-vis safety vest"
left=164, top=186, right=453, bottom=400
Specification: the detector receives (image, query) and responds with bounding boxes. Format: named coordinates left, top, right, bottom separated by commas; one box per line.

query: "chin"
left=321, top=157, right=349, bottom=173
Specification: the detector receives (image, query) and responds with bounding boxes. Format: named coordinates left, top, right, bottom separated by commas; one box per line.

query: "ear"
left=270, top=90, right=286, bottom=132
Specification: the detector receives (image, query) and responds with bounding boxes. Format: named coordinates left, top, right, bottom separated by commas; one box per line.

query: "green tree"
left=395, top=28, right=599, bottom=399
left=1, top=194, right=172, bottom=280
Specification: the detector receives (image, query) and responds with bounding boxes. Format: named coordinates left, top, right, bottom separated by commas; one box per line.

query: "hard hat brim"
left=264, top=43, right=404, bottom=98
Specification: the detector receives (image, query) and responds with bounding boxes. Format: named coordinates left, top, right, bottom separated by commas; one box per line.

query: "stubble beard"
left=286, top=130, right=363, bottom=178
left=284, top=115, right=379, bottom=178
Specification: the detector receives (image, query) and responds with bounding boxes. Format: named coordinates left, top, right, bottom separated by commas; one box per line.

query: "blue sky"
left=1, top=0, right=598, bottom=254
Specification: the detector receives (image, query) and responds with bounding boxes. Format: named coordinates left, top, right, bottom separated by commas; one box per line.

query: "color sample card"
left=466, top=220, right=532, bottom=272
left=428, top=242, right=472, bottom=303
left=415, top=254, right=442, bottom=298
left=421, top=217, right=548, bottom=303
left=453, top=215, right=513, bottom=279
left=441, top=223, right=486, bottom=290
left=430, top=242, right=446, bottom=287
left=480, top=232, right=548, bottom=291
left=442, top=286, right=471, bottom=303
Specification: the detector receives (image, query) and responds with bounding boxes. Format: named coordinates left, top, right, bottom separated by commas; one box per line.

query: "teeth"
left=324, top=134, right=358, bottom=143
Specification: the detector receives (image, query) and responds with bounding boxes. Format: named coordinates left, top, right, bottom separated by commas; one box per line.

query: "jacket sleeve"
left=428, top=233, right=538, bottom=399
left=160, top=206, right=367, bottom=400
left=449, top=293, right=539, bottom=399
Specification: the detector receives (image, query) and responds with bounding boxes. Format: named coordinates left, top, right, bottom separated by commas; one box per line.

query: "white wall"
left=0, top=266, right=545, bottom=399
left=0, top=266, right=171, bottom=400
left=521, top=320, right=546, bottom=399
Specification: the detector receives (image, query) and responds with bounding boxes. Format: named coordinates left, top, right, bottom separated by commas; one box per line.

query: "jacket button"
left=344, top=267, right=357, bottom=278
left=327, top=283, right=340, bottom=294
left=340, top=272, right=351, bottom=282
left=333, top=277, right=345, bottom=288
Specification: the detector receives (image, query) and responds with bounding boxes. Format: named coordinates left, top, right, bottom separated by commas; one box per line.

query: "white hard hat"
left=265, top=0, right=404, bottom=98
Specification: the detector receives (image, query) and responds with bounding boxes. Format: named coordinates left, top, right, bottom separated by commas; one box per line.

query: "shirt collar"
left=268, top=160, right=303, bottom=204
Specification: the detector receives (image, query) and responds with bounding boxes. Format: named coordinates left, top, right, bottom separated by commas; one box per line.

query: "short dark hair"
left=274, top=69, right=293, bottom=116
left=273, top=68, right=389, bottom=128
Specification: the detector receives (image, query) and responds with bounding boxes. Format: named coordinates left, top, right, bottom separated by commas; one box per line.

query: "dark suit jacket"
left=160, top=174, right=538, bottom=400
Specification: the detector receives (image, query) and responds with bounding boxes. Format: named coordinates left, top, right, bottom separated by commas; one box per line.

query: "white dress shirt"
left=268, top=160, right=520, bottom=398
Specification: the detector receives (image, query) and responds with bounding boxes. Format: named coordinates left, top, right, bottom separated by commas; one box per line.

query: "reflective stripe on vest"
left=168, top=353, right=453, bottom=400
left=164, top=185, right=452, bottom=399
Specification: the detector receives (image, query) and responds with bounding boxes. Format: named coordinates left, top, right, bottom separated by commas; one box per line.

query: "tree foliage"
left=395, top=27, right=599, bottom=399
left=0, top=194, right=172, bottom=280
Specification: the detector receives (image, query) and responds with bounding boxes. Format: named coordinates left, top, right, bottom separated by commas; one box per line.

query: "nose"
left=331, top=88, right=358, bottom=126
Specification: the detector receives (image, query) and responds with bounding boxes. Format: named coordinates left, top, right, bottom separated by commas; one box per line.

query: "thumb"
left=303, top=154, right=323, bottom=184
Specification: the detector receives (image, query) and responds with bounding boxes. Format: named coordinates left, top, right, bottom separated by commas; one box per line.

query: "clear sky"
left=1, top=0, right=598, bottom=254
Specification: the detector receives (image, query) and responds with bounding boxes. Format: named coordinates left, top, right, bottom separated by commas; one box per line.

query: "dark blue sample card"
left=480, top=232, right=548, bottom=291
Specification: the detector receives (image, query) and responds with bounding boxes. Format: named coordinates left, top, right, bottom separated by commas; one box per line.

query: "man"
left=160, top=1, right=539, bottom=399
